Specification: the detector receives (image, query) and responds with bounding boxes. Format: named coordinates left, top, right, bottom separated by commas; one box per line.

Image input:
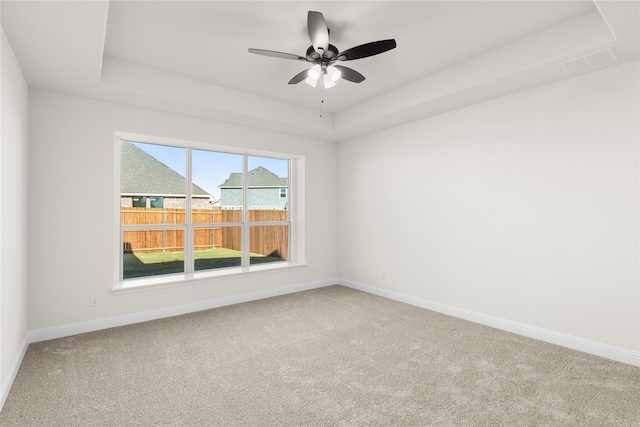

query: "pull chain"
left=320, top=84, right=325, bottom=118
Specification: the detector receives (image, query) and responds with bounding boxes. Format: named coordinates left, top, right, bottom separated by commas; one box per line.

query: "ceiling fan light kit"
left=304, top=64, right=341, bottom=88
left=249, top=11, right=396, bottom=89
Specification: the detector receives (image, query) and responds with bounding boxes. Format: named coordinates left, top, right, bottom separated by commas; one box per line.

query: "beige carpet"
left=1, top=285, right=638, bottom=426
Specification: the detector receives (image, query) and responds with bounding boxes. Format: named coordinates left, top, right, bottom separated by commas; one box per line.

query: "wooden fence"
left=121, top=208, right=288, bottom=259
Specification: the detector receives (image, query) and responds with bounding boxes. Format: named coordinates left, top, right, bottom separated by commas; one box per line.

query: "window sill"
left=112, top=262, right=307, bottom=294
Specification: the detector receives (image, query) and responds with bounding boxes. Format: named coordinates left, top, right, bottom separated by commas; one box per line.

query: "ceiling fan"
left=248, top=11, right=396, bottom=89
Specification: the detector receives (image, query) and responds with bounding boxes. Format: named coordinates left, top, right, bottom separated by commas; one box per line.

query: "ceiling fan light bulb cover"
left=327, top=65, right=341, bottom=81
left=308, top=65, right=321, bottom=80
left=323, top=74, right=336, bottom=89
left=304, top=76, right=318, bottom=87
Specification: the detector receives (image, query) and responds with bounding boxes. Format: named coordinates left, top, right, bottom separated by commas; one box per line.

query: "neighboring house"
left=219, top=166, right=288, bottom=210
left=120, top=141, right=214, bottom=209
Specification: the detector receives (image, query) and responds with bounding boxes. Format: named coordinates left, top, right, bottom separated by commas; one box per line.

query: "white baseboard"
left=0, top=335, right=29, bottom=412
left=28, top=278, right=338, bottom=344
left=2, top=276, right=638, bottom=414
left=3, top=275, right=637, bottom=414
left=340, top=279, right=640, bottom=367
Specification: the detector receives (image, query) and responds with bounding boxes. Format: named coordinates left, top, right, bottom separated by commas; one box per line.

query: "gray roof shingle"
left=121, top=141, right=209, bottom=196
left=219, top=166, right=287, bottom=188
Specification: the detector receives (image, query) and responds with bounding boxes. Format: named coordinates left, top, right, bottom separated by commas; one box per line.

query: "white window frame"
left=113, top=132, right=305, bottom=293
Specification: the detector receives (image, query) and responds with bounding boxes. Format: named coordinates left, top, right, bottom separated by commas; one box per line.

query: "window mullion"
left=185, top=148, right=193, bottom=273
left=120, top=227, right=124, bottom=281
left=287, top=159, right=294, bottom=262
left=241, top=154, right=249, bottom=267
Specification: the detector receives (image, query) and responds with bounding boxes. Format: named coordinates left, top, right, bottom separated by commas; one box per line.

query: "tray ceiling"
left=2, top=1, right=638, bottom=141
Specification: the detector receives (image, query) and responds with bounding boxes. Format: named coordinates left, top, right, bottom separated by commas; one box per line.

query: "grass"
left=123, top=247, right=284, bottom=279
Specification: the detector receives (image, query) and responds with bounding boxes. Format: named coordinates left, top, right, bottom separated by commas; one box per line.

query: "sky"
left=133, top=142, right=289, bottom=199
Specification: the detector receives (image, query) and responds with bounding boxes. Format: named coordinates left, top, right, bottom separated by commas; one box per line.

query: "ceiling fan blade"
left=248, top=48, right=307, bottom=61
left=288, top=68, right=311, bottom=84
left=333, top=65, right=365, bottom=83
left=337, top=39, right=397, bottom=61
left=308, top=11, right=329, bottom=54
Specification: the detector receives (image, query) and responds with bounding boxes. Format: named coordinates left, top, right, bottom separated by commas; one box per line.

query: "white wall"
left=338, top=61, right=639, bottom=352
left=28, top=90, right=338, bottom=330
left=1, top=28, right=29, bottom=394
left=10, top=33, right=640, bottom=370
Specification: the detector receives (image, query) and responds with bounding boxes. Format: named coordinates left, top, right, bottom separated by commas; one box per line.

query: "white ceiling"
left=2, top=1, right=638, bottom=141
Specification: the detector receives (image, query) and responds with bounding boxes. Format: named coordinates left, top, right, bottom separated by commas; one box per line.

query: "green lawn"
left=123, top=247, right=283, bottom=279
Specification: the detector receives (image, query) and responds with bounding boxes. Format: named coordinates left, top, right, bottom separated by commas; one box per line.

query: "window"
left=132, top=196, right=146, bottom=208
left=117, top=136, right=297, bottom=285
left=150, top=197, right=164, bottom=208
left=131, top=196, right=164, bottom=208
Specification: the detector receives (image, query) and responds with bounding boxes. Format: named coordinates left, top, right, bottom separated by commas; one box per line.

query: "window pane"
left=247, top=156, right=289, bottom=221
left=122, top=229, right=185, bottom=279
left=149, top=197, right=164, bottom=208
left=249, top=225, right=288, bottom=264
left=193, top=150, right=242, bottom=222
left=132, top=196, right=146, bottom=208
left=120, top=141, right=186, bottom=225
left=194, top=226, right=242, bottom=271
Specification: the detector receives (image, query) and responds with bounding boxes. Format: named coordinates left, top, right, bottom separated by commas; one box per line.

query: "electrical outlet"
left=90, top=295, right=99, bottom=307
left=381, top=271, right=387, bottom=280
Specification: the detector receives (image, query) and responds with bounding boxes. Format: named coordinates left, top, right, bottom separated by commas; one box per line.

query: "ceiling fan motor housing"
left=306, top=44, right=339, bottom=63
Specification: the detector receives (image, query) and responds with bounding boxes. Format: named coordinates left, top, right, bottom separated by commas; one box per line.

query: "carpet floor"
left=1, top=285, right=638, bottom=426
